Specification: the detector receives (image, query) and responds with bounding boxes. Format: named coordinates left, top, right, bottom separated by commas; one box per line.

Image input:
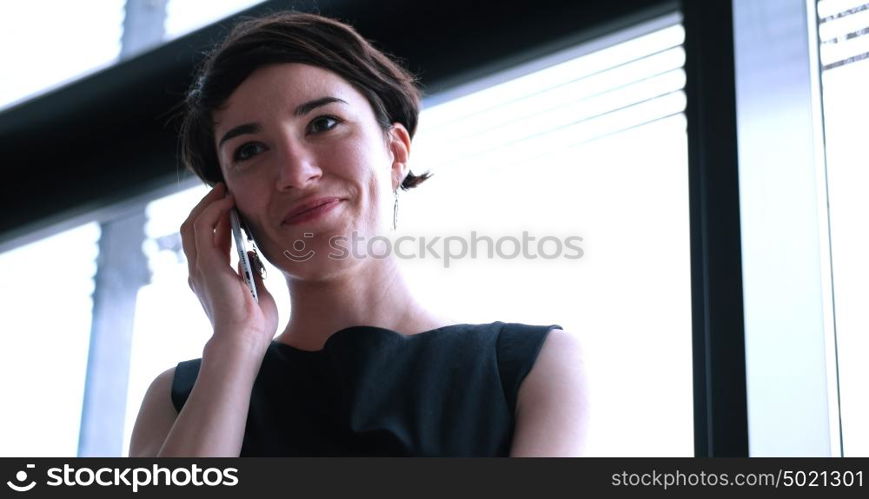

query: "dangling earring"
left=393, top=189, right=399, bottom=230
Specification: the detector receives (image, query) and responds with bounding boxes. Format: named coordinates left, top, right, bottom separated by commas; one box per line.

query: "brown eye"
left=233, top=142, right=266, bottom=163
left=308, top=115, right=340, bottom=134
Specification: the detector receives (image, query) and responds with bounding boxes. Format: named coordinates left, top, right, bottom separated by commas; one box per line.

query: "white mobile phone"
left=229, top=208, right=259, bottom=303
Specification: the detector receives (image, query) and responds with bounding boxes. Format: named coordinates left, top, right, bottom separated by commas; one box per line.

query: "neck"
left=276, top=256, right=450, bottom=350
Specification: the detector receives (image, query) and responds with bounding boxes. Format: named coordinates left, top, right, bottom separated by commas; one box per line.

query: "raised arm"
left=129, top=182, right=278, bottom=457
left=128, top=339, right=268, bottom=457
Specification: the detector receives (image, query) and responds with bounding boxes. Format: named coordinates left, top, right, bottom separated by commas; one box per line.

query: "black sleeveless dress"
left=170, top=321, right=560, bottom=456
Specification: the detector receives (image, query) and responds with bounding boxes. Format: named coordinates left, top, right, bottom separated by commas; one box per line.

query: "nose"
left=274, top=139, right=322, bottom=191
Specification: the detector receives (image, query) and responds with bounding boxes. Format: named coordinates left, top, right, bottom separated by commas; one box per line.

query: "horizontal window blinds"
left=414, top=21, right=686, bottom=174
left=818, top=0, right=869, bottom=70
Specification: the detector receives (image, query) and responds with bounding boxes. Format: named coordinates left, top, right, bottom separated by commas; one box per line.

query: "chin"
left=279, top=252, right=367, bottom=282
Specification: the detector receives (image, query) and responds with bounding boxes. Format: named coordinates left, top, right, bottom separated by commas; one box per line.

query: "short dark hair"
left=179, top=11, right=431, bottom=190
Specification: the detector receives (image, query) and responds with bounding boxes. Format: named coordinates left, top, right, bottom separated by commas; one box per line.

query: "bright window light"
left=165, top=0, right=265, bottom=39
left=818, top=6, right=869, bottom=40
left=0, top=223, right=100, bottom=456
left=817, top=0, right=868, bottom=18
left=0, top=0, right=124, bottom=110
left=817, top=2, right=869, bottom=456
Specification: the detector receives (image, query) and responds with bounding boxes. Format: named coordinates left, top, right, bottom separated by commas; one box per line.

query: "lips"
left=281, top=196, right=343, bottom=225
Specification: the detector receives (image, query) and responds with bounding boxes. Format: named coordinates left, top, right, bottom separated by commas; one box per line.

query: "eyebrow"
left=217, top=96, right=348, bottom=149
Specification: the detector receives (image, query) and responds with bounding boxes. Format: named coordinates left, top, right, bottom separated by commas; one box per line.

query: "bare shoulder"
left=128, top=366, right=179, bottom=457
left=510, top=328, right=589, bottom=456
left=537, top=328, right=585, bottom=368
left=518, top=328, right=586, bottom=407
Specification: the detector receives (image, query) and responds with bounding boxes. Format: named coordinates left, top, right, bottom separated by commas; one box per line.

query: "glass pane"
left=817, top=0, right=869, bottom=457
left=165, top=0, right=265, bottom=40
left=0, top=0, right=124, bottom=110
left=0, top=223, right=100, bottom=456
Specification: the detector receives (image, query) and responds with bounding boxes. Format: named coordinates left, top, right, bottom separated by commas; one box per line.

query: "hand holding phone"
left=180, top=184, right=278, bottom=352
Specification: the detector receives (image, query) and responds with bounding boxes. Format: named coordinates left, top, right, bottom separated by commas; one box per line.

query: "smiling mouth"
left=282, top=198, right=343, bottom=226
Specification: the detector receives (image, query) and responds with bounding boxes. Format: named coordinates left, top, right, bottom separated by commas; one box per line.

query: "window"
left=0, top=0, right=264, bottom=111
left=816, top=0, right=869, bottom=457
left=734, top=0, right=869, bottom=457
left=0, top=1, right=124, bottom=110
left=0, top=223, right=100, bottom=456
left=164, top=0, right=265, bottom=40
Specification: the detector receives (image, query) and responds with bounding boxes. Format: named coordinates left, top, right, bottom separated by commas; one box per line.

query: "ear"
left=387, top=123, right=411, bottom=191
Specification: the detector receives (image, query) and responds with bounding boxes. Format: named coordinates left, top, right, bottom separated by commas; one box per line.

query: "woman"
left=129, top=11, right=586, bottom=457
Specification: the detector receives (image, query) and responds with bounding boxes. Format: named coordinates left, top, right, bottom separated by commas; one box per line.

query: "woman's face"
left=212, top=63, right=410, bottom=279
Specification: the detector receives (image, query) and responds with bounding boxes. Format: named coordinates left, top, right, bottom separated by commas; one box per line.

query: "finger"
left=181, top=183, right=226, bottom=276
left=236, top=259, right=248, bottom=285
left=180, top=220, right=197, bottom=279
left=214, top=200, right=232, bottom=261
left=192, top=193, right=235, bottom=269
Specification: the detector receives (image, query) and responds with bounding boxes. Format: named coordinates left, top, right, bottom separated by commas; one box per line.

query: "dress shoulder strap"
left=170, top=358, right=202, bottom=413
